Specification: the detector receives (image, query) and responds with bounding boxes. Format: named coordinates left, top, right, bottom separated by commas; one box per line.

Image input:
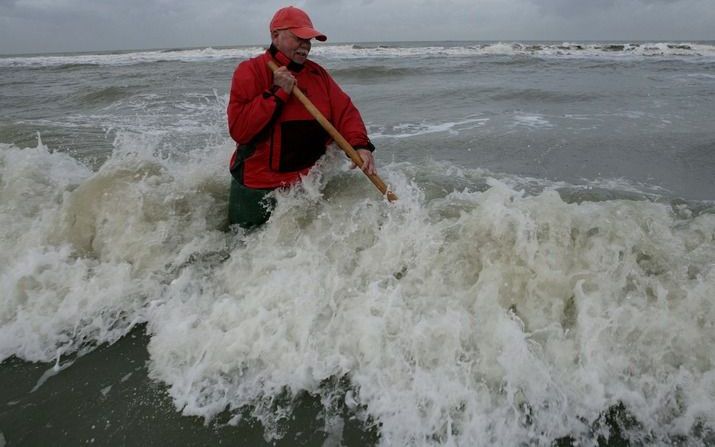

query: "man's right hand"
left=273, top=66, right=296, bottom=94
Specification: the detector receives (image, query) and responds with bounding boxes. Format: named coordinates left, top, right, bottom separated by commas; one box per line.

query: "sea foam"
left=1, top=137, right=714, bottom=445
left=3, top=41, right=714, bottom=68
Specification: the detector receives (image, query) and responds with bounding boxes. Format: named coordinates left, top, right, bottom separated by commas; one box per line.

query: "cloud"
left=527, top=0, right=618, bottom=17
left=1, top=0, right=713, bottom=54
left=526, top=0, right=691, bottom=18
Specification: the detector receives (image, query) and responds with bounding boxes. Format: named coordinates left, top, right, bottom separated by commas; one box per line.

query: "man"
left=227, top=6, right=377, bottom=228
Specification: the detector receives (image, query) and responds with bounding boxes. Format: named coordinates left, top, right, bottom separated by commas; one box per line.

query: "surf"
left=1, top=134, right=713, bottom=445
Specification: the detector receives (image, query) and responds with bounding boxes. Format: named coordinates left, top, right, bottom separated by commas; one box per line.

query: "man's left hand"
left=352, top=149, right=376, bottom=176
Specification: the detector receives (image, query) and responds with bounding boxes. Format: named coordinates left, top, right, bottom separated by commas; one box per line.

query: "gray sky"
left=1, top=0, right=713, bottom=54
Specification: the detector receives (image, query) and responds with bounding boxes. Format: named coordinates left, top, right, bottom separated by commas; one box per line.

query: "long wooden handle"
left=268, top=60, right=397, bottom=202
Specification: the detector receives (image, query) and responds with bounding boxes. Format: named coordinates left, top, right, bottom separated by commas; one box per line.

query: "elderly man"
left=227, top=6, right=377, bottom=228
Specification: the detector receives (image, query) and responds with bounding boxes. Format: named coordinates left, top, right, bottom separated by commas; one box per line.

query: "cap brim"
left=291, top=26, right=327, bottom=42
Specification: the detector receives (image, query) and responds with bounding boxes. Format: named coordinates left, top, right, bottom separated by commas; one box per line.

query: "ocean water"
left=1, top=41, right=714, bottom=446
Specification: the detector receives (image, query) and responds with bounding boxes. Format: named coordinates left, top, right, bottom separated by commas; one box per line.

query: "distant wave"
left=312, top=41, right=715, bottom=60
left=75, top=86, right=137, bottom=106
left=2, top=42, right=714, bottom=67
left=0, top=46, right=265, bottom=68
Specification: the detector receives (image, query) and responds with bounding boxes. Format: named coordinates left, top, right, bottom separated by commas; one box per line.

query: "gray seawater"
left=1, top=41, right=714, bottom=446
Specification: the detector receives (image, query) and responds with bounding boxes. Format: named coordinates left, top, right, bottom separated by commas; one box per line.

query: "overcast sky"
left=1, top=0, right=713, bottom=55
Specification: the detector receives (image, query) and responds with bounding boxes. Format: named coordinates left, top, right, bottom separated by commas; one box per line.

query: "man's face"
left=272, top=30, right=312, bottom=64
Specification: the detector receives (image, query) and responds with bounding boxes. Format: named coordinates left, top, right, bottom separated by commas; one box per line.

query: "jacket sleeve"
left=325, top=73, right=375, bottom=152
left=227, top=59, right=289, bottom=145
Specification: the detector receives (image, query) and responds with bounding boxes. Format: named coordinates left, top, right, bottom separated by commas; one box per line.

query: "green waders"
left=228, top=177, right=275, bottom=229
left=228, top=143, right=276, bottom=229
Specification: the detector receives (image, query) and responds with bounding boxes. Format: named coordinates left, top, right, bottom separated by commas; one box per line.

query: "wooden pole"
left=267, top=60, right=397, bottom=202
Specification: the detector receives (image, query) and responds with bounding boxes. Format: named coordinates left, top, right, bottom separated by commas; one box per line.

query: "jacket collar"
left=268, top=44, right=305, bottom=73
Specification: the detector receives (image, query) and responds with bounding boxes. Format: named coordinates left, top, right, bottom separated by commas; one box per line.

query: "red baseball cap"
left=270, top=6, right=327, bottom=42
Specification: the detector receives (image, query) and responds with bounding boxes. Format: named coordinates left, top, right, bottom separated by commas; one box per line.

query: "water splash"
left=1, top=137, right=714, bottom=445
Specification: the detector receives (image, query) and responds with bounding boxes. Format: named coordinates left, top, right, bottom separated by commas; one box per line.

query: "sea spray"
left=0, top=133, right=231, bottom=362
left=2, top=134, right=714, bottom=444
left=141, top=160, right=713, bottom=444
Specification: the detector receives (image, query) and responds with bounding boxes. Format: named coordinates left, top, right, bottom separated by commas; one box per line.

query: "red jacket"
left=227, top=46, right=374, bottom=189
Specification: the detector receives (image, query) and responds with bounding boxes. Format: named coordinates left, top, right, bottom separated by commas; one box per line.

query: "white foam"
left=3, top=41, right=714, bottom=67
left=0, top=133, right=233, bottom=362
left=146, top=168, right=713, bottom=444
left=31, top=356, right=76, bottom=392
left=0, top=46, right=265, bottom=67
left=370, top=118, right=489, bottom=139
left=511, top=114, right=554, bottom=129
left=1, top=137, right=714, bottom=445
left=313, top=41, right=715, bottom=61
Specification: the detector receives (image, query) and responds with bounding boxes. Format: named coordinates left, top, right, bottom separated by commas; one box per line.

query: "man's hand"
left=273, top=66, right=296, bottom=94
left=352, top=149, right=376, bottom=176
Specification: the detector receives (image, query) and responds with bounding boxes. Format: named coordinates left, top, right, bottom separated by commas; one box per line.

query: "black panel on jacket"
left=279, top=120, right=329, bottom=172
